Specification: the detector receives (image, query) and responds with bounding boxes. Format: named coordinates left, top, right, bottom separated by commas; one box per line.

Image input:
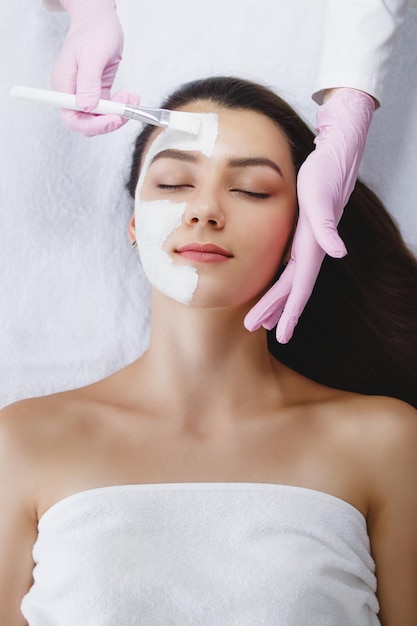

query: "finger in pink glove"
left=245, top=212, right=325, bottom=342
left=69, top=90, right=140, bottom=137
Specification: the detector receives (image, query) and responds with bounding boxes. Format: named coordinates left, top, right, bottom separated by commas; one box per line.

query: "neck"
left=135, top=292, right=286, bottom=433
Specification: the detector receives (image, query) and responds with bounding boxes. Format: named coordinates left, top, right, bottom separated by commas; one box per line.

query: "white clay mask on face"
left=134, top=113, right=218, bottom=304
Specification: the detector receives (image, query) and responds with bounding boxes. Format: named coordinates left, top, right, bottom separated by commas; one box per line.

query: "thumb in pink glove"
left=244, top=88, right=375, bottom=343
left=52, top=0, right=137, bottom=135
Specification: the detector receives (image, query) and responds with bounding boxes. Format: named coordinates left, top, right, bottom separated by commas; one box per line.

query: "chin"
left=177, top=272, right=274, bottom=310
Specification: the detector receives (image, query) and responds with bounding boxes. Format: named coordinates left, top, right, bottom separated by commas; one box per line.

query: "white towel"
left=21, top=483, right=380, bottom=625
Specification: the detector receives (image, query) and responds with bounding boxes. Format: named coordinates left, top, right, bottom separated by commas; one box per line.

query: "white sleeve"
left=41, top=0, right=64, bottom=10
left=313, top=0, right=409, bottom=105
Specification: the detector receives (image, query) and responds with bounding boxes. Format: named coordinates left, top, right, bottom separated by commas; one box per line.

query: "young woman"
left=1, top=76, right=416, bottom=625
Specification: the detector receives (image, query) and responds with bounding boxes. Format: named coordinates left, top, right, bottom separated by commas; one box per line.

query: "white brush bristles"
left=167, top=111, right=201, bottom=135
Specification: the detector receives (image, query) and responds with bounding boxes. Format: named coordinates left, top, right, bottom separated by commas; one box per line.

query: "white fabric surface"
left=21, top=483, right=380, bottom=625
left=313, top=0, right=409, bottom=103
left=0, top=1, right=416, bottom=408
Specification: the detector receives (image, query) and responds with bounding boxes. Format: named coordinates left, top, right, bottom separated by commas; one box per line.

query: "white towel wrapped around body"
left=21, top=483, right=380, bottom=625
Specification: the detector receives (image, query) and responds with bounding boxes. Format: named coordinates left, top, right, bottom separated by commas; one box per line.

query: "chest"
left=39, top=407, right=369, bottom=518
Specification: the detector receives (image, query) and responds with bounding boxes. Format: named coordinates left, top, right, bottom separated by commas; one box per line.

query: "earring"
left=131, top=240, right=137, bottom=249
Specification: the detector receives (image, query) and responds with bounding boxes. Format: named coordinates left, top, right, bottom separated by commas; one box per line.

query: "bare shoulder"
left=0, top=386, right=102, bottom=481
left=324, top=393, right=417, bottom=622
left=0, top=397, right=56, bottom=520
left=362, top=395, right=417, bottom=495
left=0, top=359, right=142, bottom=480
left=0, top=391, right=78, bottom=451
left=339, top=393, right=417, bottom=521
left=0, top=362, right=128, bottom=441
left=327, top=391, right=417, bottom=441
left=344, top=393, right=417, bottom=454
left=333, top=393, right=417, bottom=472
left=346, top=396, right=417, bottom=624
left=0, top=392, right=91, bottom=623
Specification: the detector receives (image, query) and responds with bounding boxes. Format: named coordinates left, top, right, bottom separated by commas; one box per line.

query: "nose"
left=183, top=186, right=225, bottom=229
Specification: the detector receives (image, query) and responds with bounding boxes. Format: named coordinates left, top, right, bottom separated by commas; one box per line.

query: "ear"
left=127, top=212, right=136, bottom=246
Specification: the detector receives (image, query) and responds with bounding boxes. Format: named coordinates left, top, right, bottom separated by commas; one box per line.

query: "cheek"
left=134, top=198, right=199, bottom=305
left=250, top=203, right=295, bottom=259
left=135, top=198, right=186, bottom=245
left=239, top=204, right=296, bottom=292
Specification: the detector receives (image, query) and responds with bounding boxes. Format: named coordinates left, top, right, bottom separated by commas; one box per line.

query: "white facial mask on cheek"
left=134, top=113, right=218, bottom=305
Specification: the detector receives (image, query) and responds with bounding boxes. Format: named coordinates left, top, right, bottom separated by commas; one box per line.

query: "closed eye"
left=157, top=184, right=193, bottom=190
left=157, top=185, right=270, bottom=199
left=231, top=189, right=271, bottom=199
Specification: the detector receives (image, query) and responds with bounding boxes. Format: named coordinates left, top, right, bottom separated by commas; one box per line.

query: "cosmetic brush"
left=10, top=85, right=201, bottom=134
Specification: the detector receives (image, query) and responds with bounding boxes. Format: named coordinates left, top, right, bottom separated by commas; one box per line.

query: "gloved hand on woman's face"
left=244, top=88, right=375, bottom=343
left=52, top=0, right=139, bottom=135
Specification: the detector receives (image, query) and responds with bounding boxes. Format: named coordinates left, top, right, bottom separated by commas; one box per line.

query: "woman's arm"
left=367, top=399, right=417, bottom=624
left=0, top=408, right=38, bottom=626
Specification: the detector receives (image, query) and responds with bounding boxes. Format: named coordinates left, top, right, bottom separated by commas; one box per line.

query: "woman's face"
left=132, top=101, right=297, bottom=309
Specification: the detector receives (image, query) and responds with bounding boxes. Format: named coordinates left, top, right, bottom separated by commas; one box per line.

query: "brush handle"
left=10, top=85, right=126, bottom=116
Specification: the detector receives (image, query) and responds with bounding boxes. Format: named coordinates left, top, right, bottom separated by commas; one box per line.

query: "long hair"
left=127, top=76, right=417, bottom=408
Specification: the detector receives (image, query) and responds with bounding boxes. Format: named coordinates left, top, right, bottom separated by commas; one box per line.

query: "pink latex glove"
left=244, top=88, right=375, bottom=343
left=52, top=0, right=138, bottom=135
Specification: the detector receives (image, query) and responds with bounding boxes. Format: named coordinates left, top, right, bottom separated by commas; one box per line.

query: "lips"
left=176, top=242, right=233, bottom=263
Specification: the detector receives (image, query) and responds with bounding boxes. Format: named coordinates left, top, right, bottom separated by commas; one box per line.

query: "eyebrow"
left=228, top=157, right=283, bottom=178
left=150, top=149, right=284, bottom=178
left=150, top=149, right=197, bottom=166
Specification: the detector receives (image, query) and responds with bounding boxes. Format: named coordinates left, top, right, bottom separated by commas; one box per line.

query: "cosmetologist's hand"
left=52, top=0, right=137, bottom=135
left=244, top=88, right=375, bottom=343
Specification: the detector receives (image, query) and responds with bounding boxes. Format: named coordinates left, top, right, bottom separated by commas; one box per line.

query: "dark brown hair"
left=127, top=76, right=417, bottom=408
